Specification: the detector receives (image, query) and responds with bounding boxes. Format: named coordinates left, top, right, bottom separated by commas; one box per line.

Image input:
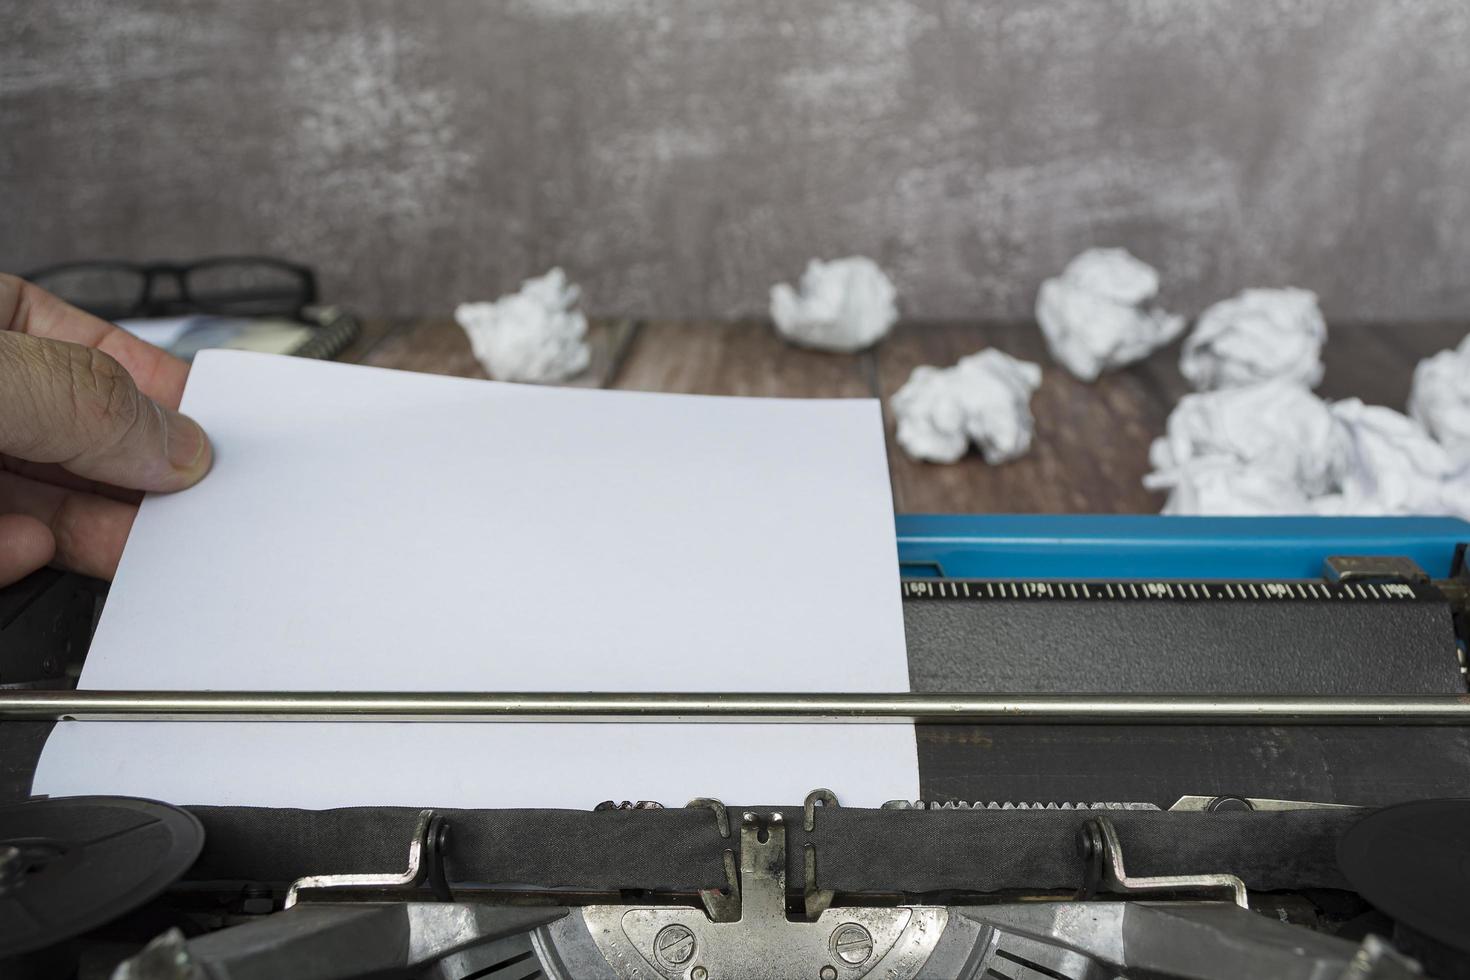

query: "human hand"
left=1, top=273, right=212, bottom=585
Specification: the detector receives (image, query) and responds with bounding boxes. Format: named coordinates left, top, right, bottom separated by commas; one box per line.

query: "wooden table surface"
left=345, top=318, right=1468, bottom=514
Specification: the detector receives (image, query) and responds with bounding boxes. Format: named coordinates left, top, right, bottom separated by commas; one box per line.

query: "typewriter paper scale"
left=34, top=351, right=920, bottom=808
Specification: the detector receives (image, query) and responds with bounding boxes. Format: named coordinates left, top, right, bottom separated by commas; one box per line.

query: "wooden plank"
left=357, top=315, right=1464, bottom=517
left=610, top=320, right=874, bottom=398
left=361, top=317, right=639, bottom=388
left=876, top=322, right=1175, bottom=514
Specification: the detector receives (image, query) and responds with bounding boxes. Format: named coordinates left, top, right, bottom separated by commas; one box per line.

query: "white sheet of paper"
left=34, top=351, right=918, bottom=808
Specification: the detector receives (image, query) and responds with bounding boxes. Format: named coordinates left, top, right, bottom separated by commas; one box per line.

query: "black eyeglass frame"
left=22, top=256, right=319, bottom=321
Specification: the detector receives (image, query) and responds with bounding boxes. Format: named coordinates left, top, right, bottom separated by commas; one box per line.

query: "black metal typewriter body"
left=3, top=515, right=1469, bottom=979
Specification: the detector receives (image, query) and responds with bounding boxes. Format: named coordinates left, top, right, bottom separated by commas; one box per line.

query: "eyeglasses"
left=23, top=257, right=318, bottom=322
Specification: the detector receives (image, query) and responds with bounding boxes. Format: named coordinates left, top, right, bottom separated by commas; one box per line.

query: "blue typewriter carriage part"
left=895, top=514, right=1470, bottom=581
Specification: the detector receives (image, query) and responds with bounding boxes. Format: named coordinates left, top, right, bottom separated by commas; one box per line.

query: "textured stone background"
left=2, top=0, right=1468, bottom=320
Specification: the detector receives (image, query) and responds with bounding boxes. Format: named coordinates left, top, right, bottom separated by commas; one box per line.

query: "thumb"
left=0, top=331, right=212, bottom=491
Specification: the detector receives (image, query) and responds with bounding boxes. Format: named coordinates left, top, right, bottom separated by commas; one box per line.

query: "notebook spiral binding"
left=294, top=305, right=361, bottom=361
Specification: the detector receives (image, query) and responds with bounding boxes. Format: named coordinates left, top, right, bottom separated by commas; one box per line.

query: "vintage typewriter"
left=2, top=515, right=1468, bottom=979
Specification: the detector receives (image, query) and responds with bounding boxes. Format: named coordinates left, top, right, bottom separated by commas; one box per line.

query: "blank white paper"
left=34, top=350, right=918, bottom=808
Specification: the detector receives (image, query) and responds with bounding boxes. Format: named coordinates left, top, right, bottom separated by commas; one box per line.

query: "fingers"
left=0, top=456, right=143, bottom=504
left=0, top=272, right=191, bottom=410
left=0, top=471, right=135, bottom=580
left=0, top=331, right=212, bottom=492
left=0, top=274, right=206, bottom=582
left=0, top=513, right=56, bottom=586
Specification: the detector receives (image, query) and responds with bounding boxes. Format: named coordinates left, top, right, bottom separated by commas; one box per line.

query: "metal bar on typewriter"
left=1, top=690, right=1469, bottom=724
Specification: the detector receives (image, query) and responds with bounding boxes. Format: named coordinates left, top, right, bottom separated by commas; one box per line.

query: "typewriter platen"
left=2, top=515, right=1469, bottom=979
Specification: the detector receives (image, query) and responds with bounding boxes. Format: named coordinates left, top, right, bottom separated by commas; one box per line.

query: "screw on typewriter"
left=583, top=790, right=948, bottom=980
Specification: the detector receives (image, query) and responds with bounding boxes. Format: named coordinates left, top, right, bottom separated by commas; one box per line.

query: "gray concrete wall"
left=2, top=0, right=1468, bottom=321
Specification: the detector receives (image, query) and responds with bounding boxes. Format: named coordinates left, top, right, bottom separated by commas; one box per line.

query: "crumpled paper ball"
left=454, top=268, right=591, bottom=383
left=1179, top=287, right=1326, bottom=391
left=1152, top=458, right=1311, bottom=516
left=1146, top=381, right=1466, bottom=518
left=1436, top=464, right=1470, bottom=521
left=1034, top=247, right=1186, bottom=382
left=1310, top=398, right=1455, bottom=516
left=1145, top=379, right=1346, bottom=497
left=770, top=256, right=897, bottom=352
left=1408, top=333, right=1470, bottom=463
left=891, top=349, right=1043, bottom=464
